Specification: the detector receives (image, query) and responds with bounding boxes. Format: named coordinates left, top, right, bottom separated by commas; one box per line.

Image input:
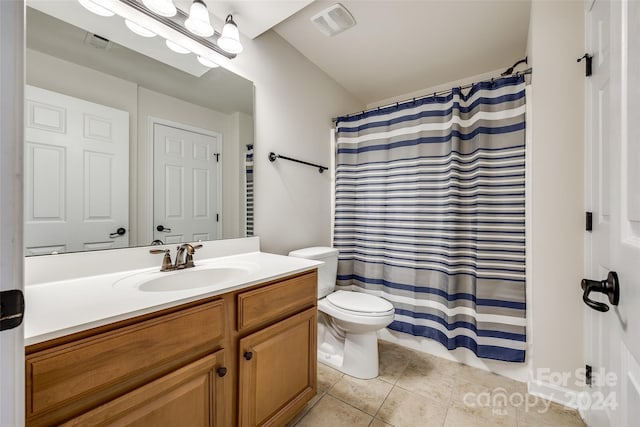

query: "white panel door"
left=24, top=86, right=129, bottom=255
left=153, top=123, right=221, bottom=244
left=585, top=1, right=640, bottom=425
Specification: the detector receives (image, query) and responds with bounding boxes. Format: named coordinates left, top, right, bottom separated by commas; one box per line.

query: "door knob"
left=156, top=225, right=172, bottom=232
left=244, top=351, right=253, bottom=360
left=109, top=227, right=126, bottom=238
left=217, top=367, right=227, bottom=377
left=581, top=271, right=620, bottom=312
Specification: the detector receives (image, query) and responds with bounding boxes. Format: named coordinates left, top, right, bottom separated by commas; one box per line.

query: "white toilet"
left=288, top=247, right=395, bottom=379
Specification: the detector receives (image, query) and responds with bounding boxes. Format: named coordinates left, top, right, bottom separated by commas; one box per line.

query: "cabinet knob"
left=217, top=367, right=227, bottom=377
left=244, top=351, right=253, bottom=360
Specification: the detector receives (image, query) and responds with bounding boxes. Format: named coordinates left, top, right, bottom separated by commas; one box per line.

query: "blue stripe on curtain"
left=334, top=75, right=527, bottom=363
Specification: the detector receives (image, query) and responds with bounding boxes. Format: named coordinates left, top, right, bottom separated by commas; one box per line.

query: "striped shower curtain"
left=245, top=144, right=254, bottom=236
left=334, top=76, right=526, bottom=362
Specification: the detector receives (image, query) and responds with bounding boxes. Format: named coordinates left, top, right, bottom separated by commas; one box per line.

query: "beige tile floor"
left=288, top=340, right=586, bottom=427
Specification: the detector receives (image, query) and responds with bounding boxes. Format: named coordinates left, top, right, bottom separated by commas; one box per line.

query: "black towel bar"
left=268, top=152, right=327, bottom=173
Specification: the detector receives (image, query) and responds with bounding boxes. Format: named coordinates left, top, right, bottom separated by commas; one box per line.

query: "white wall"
left=219, top=31, right=363, bottom=254
left=528, top=0, right=585, bottom=396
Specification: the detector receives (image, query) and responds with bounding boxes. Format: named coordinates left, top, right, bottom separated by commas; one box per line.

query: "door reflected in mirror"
left=24, top=4, right=254, bottom=256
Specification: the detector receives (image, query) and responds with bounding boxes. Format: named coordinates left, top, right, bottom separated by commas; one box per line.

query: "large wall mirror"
left=24, top=1, right=254, bottom=256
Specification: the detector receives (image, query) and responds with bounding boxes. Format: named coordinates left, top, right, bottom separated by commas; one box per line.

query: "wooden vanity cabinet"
left=236, top=271, right=318, bottom=427
left=24, top=269, right=318, bottom=427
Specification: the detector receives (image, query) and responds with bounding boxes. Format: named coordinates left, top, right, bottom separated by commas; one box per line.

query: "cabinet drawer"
left=63, top=350, right=226, bottom=427
left=237, top=271, right=317, bottom=331
left=26, top=299, right=225, bottom=421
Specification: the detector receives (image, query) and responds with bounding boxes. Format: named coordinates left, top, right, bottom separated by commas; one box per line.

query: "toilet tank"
left=288, top=247, right=339, bottom=298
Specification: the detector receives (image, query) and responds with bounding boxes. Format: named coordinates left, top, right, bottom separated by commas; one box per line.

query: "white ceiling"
left=273, top=0, right=531, bottom=105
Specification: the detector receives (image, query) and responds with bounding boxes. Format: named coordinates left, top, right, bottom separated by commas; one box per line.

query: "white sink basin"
left=114, top=262, right=259, bottom=292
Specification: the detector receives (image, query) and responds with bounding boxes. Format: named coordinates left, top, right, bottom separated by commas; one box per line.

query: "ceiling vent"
left=84, top=33, right=113, bottom=50
left=310, top=3, right=356, bottom=37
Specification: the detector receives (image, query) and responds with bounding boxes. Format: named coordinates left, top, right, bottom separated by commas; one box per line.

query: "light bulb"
left=185, top=0, right=214, bottom=37
left=142, top=0, right=176, bottom=17
left=78, top=0, right=114, bottom=17
left=197, top=56, right=219, bottom=68
left=125, top=20, right=156, bottom=38
left=165, top=39, right=190, bottom=54
left=218, top=15, right=243, bottom=54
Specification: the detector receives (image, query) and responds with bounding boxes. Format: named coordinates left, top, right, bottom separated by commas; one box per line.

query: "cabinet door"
left=238, top=308, right=317, bottom=427
left=63, top=350, right=227, bottom=427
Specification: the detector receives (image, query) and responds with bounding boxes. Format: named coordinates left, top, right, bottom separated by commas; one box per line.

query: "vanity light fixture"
left=125, top=19, right=156, bottom=37
left=78, top=0, right=242, bottom=68
left=141, top=0, right=176, bottom=17
left=218, top=14, right=243, bottom=54
left=185, top=0, right=214, bottom=38
left=197, top=55, right=219, bottom=68
left=78, top=0, right=115, bottom=17
left=166, top=39, right=190, bottom=54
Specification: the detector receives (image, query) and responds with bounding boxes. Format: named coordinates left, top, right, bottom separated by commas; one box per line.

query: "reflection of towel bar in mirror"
left=268, top=152, right=327, bottom=173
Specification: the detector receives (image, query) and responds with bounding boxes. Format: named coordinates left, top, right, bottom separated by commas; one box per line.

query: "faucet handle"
left=183, top=243, right=203, bottom=268
left=149, top=248, right=174, bottom=271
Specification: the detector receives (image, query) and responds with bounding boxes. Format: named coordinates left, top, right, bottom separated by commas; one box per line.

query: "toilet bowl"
left=288, top=247, right=395, bottom=379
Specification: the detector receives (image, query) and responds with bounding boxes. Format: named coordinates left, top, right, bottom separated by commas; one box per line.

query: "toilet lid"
left=326, top=291, right=394, bottom=314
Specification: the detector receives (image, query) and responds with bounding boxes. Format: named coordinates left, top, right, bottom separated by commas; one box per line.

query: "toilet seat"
left=325, top=291, right=394, bottom=317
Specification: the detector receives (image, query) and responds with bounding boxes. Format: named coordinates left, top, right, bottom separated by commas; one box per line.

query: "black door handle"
left=0, top=290, right=24, bottom=331
left=244, top=351, right=253, bottom=360
left=217, top=367, right=227, bottom=377
left=581, top=271, right=620, bottom=312
left=156, top=225, right=172, bottom=232
left=109, top=227, right=126, bottom=238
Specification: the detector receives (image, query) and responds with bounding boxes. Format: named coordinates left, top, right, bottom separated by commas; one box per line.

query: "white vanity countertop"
left=24, top=251, right=322, bottom=346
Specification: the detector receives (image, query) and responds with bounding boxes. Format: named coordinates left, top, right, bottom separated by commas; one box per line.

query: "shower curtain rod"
left=332, top=68, right=532, bottom=123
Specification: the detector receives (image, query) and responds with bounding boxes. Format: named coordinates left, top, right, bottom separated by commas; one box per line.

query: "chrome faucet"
left=177, top=243, right=203, bottom=269
left=150, top=243, right=203, bottom=272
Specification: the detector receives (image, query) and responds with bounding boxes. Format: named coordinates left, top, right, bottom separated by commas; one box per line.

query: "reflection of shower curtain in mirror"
left=245, top=144, right=254, bottom=236
left=334, top=76, right=527, bottom=362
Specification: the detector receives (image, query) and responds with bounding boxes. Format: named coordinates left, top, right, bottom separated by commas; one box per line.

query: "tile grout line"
left=371, top=380, right=395, bottom=425
left=323, top=377, right=379, bottom=424
left=440, top=372, right=462, bottom=427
